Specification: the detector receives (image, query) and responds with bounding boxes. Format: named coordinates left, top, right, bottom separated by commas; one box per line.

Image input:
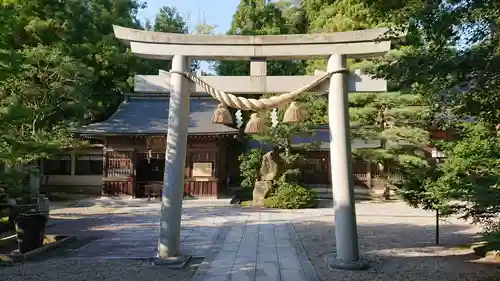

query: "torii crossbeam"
left=113, top=25, right=394, bottom=270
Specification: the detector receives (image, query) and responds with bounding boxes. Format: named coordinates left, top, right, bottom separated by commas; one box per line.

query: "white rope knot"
left=169, top=68, right=348, bottom=111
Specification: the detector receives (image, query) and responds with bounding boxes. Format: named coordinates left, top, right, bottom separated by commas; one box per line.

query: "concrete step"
left=311, top=187, right=375, bottom=199
left=315, top=198, right=333, bottom=208
left=310, top=185, right=384, bottom=207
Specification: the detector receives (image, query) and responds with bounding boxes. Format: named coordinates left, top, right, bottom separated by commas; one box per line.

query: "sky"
left=136, top=0, right=240, bottom=73
left=137, top=0, right=239, bottom=35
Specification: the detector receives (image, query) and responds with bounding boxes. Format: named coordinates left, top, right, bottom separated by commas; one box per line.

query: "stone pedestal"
left=252, top=181, right=272, bottom=206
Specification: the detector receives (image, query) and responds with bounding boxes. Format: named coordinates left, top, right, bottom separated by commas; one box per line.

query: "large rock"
left=259, top=148, right=285, bottom=181
left=252, top=181, right=272, bottom=206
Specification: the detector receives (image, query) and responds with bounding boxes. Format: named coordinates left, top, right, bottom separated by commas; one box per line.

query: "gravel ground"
left=292, top=201, right=500, bottom=281
left=0, top=259, right=198, bottom=281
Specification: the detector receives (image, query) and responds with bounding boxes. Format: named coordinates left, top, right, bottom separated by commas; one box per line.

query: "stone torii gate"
left=113, top=25, right=392, bottom=270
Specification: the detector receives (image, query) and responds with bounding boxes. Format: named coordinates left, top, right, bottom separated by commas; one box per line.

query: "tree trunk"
left=379, top=108, right=391, bottom=200
left=382, top=182, right=391, bottom=200
left=378, top=161, right=390, bottom=200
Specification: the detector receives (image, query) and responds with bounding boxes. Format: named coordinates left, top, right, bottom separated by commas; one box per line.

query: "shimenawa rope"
left=169, top=68, right=348, bottom=111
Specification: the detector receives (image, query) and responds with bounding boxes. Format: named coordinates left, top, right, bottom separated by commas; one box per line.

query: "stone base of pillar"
left=324, top=253, right=369, bottom=271
left=149, top=255, right=192, bottom=269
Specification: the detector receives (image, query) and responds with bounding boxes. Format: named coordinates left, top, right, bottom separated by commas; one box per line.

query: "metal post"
left=435, top=210, right=440, bottom=245
left=324, top=54, right=367, bottom=270
left=434, top=157, right=440, bottom=245
left=158, top=55, right=190, bottom=258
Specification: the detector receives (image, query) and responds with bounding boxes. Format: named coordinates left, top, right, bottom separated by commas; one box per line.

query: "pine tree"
left=300, top=0, right=427, bottom=199
left=252, top=93, right=327, bottom=162
left=349, top=92, right=430, bottom=198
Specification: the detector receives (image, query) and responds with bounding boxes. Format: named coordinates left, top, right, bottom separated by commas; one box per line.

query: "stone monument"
left=252, top=147, right=284, bottom=206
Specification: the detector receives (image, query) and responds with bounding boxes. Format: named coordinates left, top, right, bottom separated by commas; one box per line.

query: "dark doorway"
left=135, top=152, right=165, bottom=197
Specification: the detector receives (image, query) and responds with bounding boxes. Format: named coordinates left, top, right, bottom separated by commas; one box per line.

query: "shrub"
left=238, top=148, right=263, bottom=189
left=281, top=168, right=300, bottom=183
left=482, top=221, right=500, bottom=252
left=264, top=181, right=317, bottom=209
left=0, top=168, right=30, bottom=200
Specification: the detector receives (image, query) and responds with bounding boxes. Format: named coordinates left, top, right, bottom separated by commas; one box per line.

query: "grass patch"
left=240, top=200, right=253, bottom=207
left=453, top=244, right=472, bottom=250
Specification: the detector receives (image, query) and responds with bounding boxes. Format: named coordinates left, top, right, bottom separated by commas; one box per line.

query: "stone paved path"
left=188, top=211, right=318, bottom=281
left=23, top=198, right=320, bottom=281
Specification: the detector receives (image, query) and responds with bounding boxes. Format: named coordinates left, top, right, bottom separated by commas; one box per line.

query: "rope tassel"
left=244, top=113, right=266, bottom=134
left=283, top=102, right=306, bottom=124
left=211, top=103, right=233, bottom=125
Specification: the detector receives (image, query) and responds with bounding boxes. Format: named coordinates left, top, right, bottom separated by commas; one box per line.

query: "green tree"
left=0, top=0, right=156, bottom=121
left=300, top=1, right=430, bottom=199
left=0, top=1, right=199, bottom=199
left=349, top=92, right=430, bottom=199
left=153, top=6, right=188, bottom=33
left=361, top=0, right=500, bottom=245
left=149, top=7, right=218, bottom=73
left=302, top=0, right=386, bottom=32
left=301, top=0, right=391, bottom=73
left=363, top=0, right=500, bottom=124
left=147, top=6, right=202, bottom=72
left=0, top=45, right=90, bottom=165
left=399, top=123, right=500, bottom=248
left=217, top=0, right=327, bottom=167
left=253, top=93, right=326, bottom=161
left=193, top=16, right=218, bottom=74
left=0, top=0, right=161, bottom=188
left=238, top=148, right=263, bottom=189
left=215, top=0, right=307, bottom=76
left=0, top=0, right=147, bottom=150
left=214, top=0, right=314, bottom=147
left=0, top=1, right=205, bottom=167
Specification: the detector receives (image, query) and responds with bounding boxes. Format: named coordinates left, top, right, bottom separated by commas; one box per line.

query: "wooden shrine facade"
left=101, top=134, right=237, bottom=198
left=297, top=127, right=454, bottom=188
left=77, top=94, right=240, bottom=198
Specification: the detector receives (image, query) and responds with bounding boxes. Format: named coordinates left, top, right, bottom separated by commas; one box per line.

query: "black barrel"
left=15, top=211, right=47, bottom=253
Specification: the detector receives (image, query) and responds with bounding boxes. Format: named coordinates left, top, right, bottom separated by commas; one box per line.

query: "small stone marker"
left=252, top=147, right=285, bottom=206
left=252, top=180, right=272, bottom=206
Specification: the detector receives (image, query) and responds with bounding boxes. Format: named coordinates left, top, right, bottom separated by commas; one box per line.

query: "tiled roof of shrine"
left=77, top=95, right=238, bottom=135
left=247, top=128, right=382, bottom=151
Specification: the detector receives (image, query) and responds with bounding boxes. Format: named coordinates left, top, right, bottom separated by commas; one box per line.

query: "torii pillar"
left=326, top=54, right=365, bottom=269
left=157, top=55, right=191, bottom=258
left=113, top=25, right=393, bottom=269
